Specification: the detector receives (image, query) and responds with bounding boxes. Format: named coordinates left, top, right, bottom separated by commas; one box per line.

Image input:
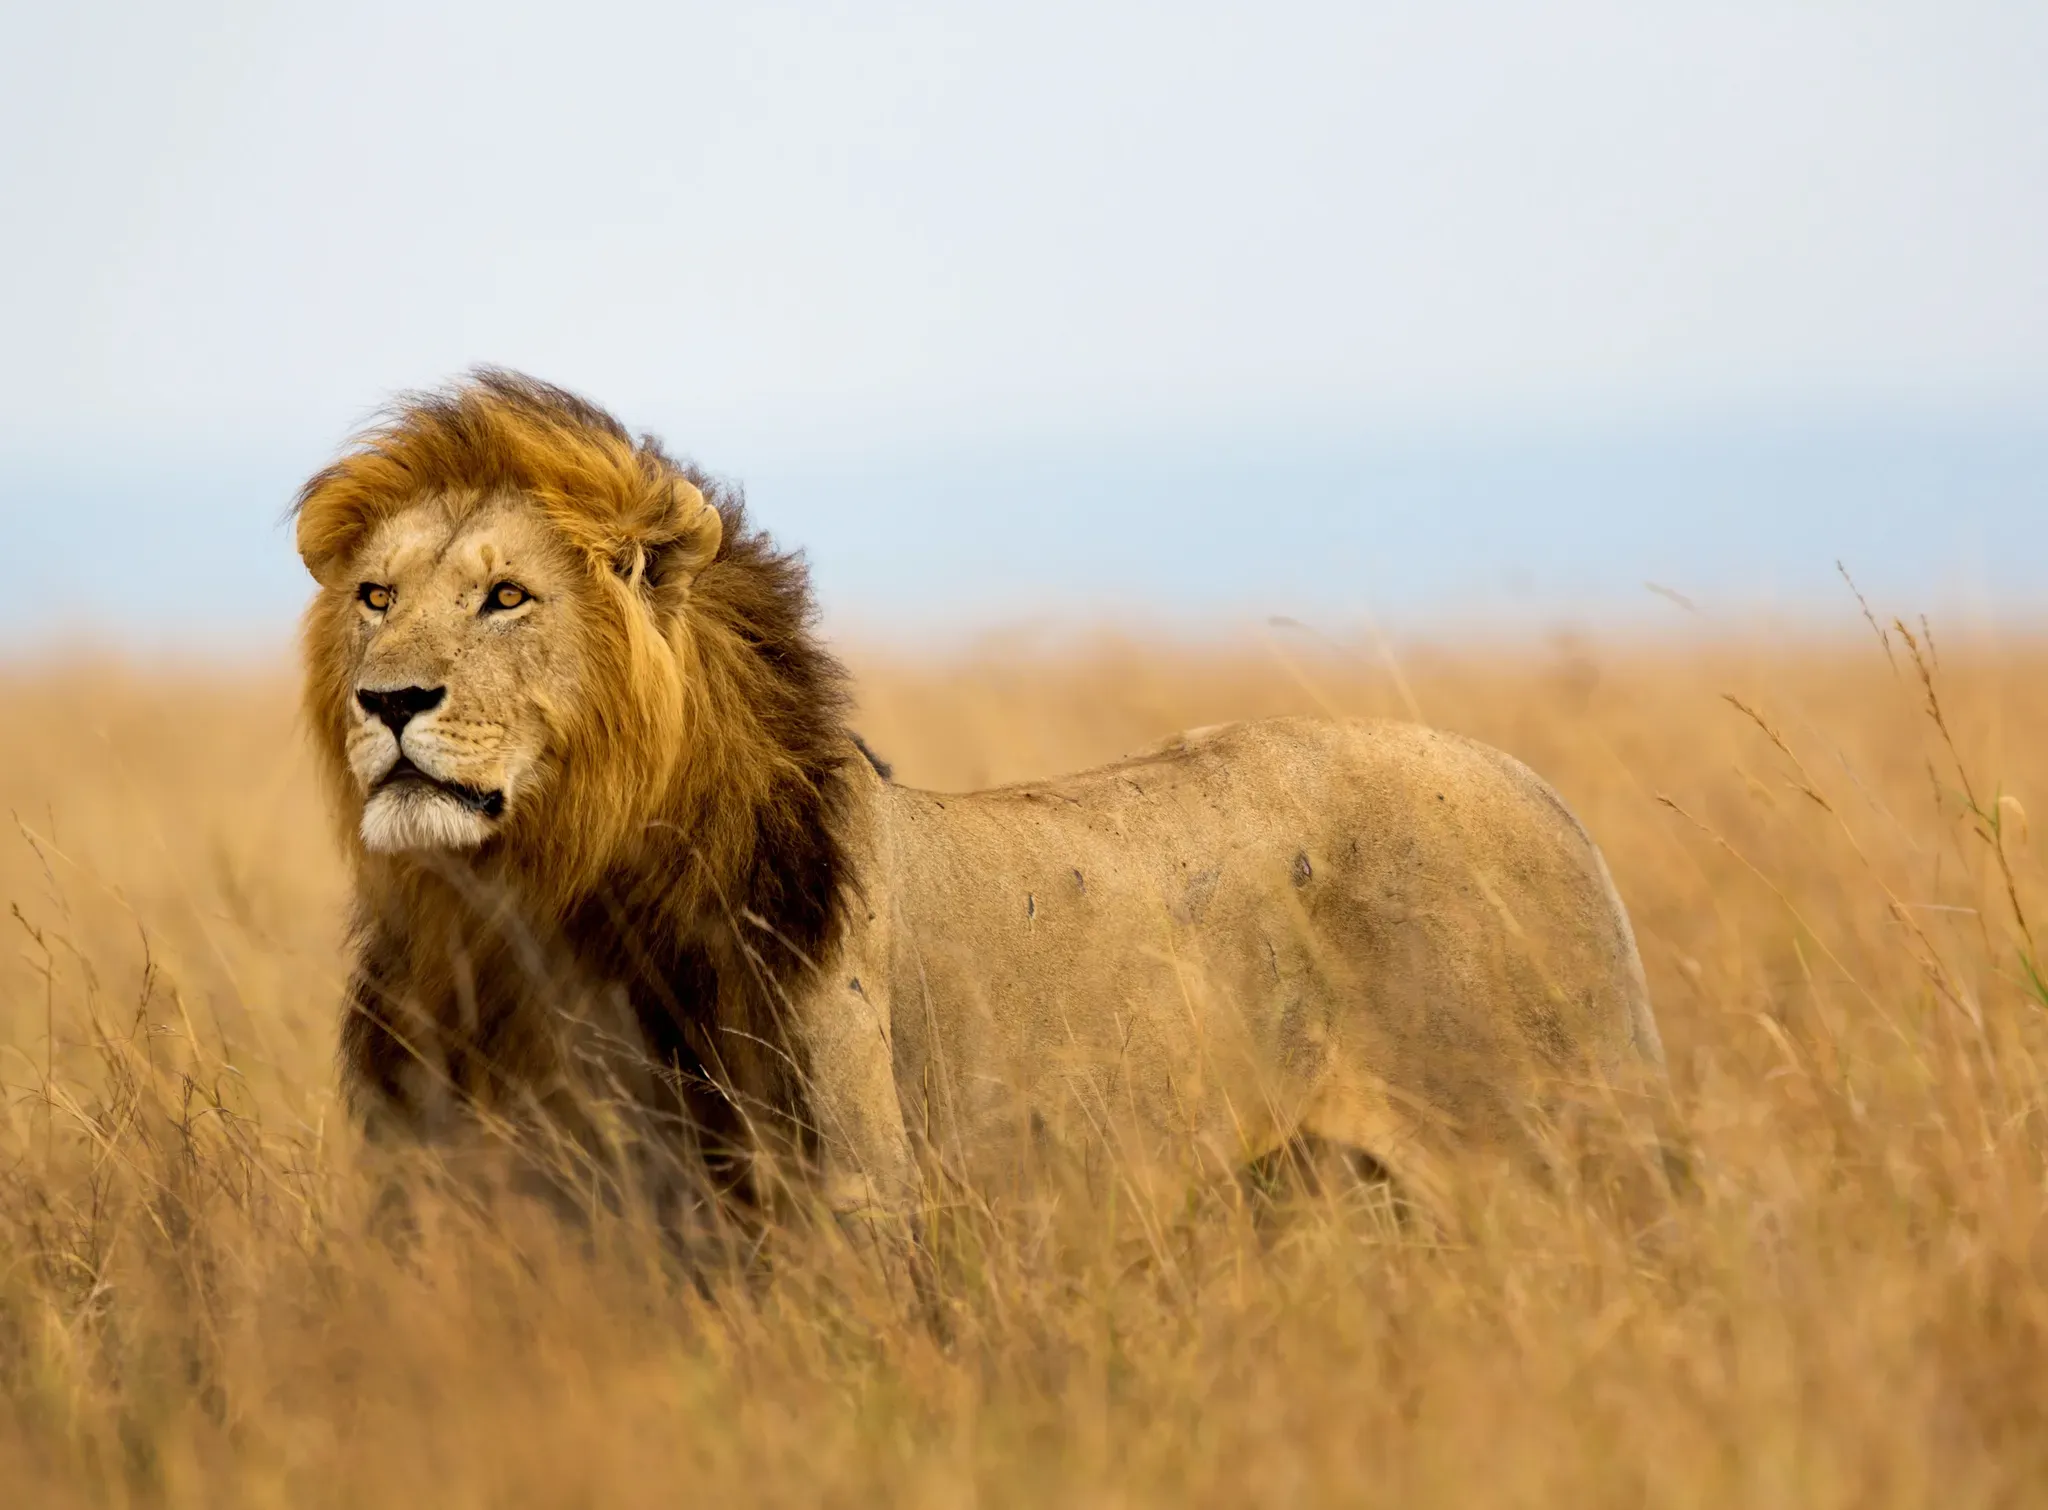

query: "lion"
left=295, top=369, right=1666, bottom=1230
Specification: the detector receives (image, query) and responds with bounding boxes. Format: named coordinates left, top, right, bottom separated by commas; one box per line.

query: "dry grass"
left=3, top=620, right=2046, bottom=1507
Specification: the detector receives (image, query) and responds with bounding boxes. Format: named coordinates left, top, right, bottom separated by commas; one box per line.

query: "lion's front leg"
left=790, top=965, right=921, bottom=1279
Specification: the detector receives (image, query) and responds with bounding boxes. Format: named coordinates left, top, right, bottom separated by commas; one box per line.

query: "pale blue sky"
left=2, top=2, right=2043, bottom=647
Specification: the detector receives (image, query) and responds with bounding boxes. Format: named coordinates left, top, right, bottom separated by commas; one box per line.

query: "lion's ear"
left=620, top=478, right=723, bottom=595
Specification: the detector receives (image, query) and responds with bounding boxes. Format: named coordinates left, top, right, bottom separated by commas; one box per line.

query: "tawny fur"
left=296, top=370, right=1667, bottom=1221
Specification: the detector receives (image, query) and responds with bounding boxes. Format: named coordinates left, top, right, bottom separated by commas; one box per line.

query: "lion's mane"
left=296, top=371, right=860, bottom=1160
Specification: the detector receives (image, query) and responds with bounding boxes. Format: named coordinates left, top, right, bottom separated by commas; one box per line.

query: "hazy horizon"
left=3, top=2, right=2043, bottom=647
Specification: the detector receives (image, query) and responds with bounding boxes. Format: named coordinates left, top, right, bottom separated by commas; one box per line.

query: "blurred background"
left=2, top=1, right=2043, bottom=651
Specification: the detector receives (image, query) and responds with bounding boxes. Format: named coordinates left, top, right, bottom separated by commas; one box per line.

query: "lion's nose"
left=356, top=685, right=446, bottom=734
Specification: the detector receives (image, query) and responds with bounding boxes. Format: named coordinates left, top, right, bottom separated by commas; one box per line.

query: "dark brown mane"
left=592, top=444, right=862, bottom=1170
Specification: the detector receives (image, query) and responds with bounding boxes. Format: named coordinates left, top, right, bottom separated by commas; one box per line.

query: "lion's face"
left=332, top=499, right=585, bottom=853
left=297, top=375, right=728, bottom=877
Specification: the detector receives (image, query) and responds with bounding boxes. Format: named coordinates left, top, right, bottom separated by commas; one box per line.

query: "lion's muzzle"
left=350, top=683, right=510, bottom=853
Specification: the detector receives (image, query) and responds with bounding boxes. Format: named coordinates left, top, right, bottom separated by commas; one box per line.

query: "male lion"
left=296, top=370, right=1665, bottom=1229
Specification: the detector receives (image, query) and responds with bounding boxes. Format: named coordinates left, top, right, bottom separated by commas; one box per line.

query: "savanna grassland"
left=2, top=620, right=2046, bottom=1507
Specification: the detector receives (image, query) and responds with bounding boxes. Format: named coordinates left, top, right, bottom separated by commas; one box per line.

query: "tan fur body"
left=824, top=717, right=1663, bottom=1211
left=294, top=372, right=1664, bottom=1224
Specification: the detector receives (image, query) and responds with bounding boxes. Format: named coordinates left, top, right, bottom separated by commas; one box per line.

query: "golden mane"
left=294, top=371, right=862, bottom=1155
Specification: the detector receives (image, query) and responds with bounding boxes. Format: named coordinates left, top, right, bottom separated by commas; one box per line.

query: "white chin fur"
left=361, top=785, right=495, bottom=852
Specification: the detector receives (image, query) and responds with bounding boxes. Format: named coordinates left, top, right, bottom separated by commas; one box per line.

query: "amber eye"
left=484, top=581, right=531, bottom=613
left=358, top=583, right=393, bottom=612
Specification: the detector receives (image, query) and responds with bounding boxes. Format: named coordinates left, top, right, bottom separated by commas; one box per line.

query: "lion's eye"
left=484, top=582, right=531, bottom=613
left=358, top=583, right=393, bottom=612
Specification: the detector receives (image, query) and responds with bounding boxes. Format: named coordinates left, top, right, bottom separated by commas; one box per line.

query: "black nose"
left=356, top=685, right=445, bottom=734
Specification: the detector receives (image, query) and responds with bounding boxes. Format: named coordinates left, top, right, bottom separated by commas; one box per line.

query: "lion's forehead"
left=361, top=499, right=559, bottom=587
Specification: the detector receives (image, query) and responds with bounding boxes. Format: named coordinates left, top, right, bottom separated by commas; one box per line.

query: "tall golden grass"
left=3, top=619, right=2045, bottom=1507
